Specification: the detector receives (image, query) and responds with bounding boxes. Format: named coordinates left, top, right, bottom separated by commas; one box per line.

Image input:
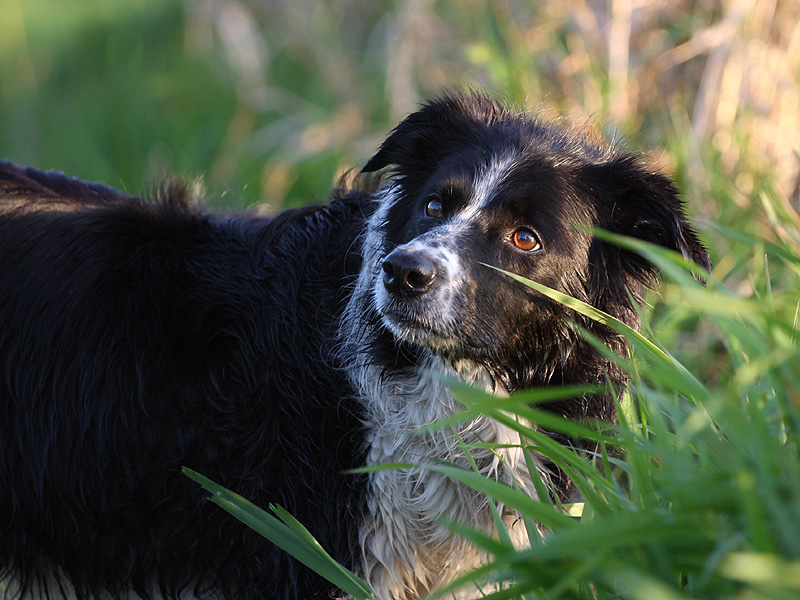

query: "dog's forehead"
left=454, top=150, right=570, bottom=222
left=380, top=141, right=593, bottom=248
left=468, top=153, right=520, bottom=212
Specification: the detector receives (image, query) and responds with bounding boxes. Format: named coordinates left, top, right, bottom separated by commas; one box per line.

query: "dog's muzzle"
left=382, top=248, right=438, bottom=298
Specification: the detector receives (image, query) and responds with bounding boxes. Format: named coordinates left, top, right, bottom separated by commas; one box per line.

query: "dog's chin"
left=380, top=310, right=459, bottom=352
left=379, top=307, right=489, bottom=357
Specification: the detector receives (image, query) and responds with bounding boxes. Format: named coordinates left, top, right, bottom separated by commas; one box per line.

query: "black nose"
left=382, top=249, right=438, bottom=297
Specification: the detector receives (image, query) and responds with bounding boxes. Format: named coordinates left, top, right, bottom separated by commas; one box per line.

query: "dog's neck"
left=341, top=334, right=543, bottom=599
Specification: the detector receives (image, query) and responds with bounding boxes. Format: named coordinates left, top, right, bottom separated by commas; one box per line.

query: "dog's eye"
left=424, top=197, right=443, bottom=218
left=512, top=228, right=541, bottom=252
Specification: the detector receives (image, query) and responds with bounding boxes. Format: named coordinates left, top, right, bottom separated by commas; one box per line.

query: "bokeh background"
left=1, top=0, right=797, bottom=209
left=1, top=0, right=799, bottom=378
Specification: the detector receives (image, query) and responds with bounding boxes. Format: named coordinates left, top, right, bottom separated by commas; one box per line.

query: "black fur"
left=0, top=93, right=709, bottom=600
left=0, top=167, right=371, bottom=599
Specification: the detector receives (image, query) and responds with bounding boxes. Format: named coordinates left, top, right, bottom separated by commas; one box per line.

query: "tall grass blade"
left=182, top=467, right=374, bottom=600
left=482, top=263, right=710, bottom=402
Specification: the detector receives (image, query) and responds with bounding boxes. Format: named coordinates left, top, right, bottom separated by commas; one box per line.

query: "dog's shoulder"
left=0, top=162, right=370, bottom=386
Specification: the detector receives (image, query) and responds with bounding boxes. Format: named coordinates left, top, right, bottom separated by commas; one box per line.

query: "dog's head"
left=360, top=93, right=709, bottom=389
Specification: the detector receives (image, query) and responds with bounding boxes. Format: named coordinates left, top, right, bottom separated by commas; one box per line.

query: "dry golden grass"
left=193, top=0, right=798, bottom=224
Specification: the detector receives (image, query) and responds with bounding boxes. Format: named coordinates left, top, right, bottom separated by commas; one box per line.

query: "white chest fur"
left=353, top=358, right=540, bottom=600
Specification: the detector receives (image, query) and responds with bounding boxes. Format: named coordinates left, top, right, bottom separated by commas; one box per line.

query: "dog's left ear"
left=588, top=157, right=711, bottom=274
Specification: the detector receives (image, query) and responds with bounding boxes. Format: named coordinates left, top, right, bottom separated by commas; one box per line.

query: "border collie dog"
left=0, top=93, right=709, bottom=600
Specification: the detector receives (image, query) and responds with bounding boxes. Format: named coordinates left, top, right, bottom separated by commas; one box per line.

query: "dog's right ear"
left=362, top=92, right=507, bottom=174
left=361, top=108, right=441, bottom=174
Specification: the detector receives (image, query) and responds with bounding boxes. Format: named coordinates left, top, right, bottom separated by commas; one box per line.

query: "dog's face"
left=361, top=94, right=709, bottom=388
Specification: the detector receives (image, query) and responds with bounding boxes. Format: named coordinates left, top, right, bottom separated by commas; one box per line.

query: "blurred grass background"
left=2, top=2, right=800, bottom=597
left=2, top=0, right=797, bottom=212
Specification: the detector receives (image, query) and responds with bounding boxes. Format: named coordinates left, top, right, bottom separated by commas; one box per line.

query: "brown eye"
left=424, top=197, right=443, bottom=218
left=512, top=228, right=540, bottom=251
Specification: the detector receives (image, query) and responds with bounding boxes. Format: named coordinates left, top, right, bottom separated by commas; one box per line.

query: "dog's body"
left=0, top=94, right=708, bottom=600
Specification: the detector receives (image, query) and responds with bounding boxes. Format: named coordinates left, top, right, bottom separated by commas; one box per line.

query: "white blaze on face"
left=372, top=153, right=521, bottom=347
left=454, top=152, right=518, bottom=224
left=429, top=151, right=519, bottom=256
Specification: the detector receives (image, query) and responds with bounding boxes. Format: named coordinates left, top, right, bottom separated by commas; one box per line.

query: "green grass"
left=2, top=1, right=798, bottom=598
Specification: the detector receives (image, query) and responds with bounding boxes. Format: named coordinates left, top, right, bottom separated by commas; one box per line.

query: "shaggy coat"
left=0, top=93, right=708, bottom=600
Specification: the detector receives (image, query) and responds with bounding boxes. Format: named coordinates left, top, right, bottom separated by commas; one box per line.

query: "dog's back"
left=0, top=162, right=370, bottom=599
